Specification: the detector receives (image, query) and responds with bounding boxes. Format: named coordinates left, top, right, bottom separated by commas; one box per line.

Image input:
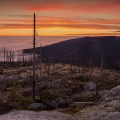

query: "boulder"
left=29, top=103, right=47, bottom=110
left=102, top=85, right=120, bottom=101
left=115, top=103, right=120, bottom=112
left=84, top=82, right=96, bottom=91
left=58, top=98, right=69, bottom=108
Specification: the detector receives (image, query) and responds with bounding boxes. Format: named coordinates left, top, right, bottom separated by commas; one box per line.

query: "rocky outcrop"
left=101, top=85, right=120, bottom=108
left=72, top=85, right=120, bottom=120
left=84, top=82, right=96, bottom=91
left=72, top=105, right=120, bottom=120
left=0, top=110, right=72, bottom=120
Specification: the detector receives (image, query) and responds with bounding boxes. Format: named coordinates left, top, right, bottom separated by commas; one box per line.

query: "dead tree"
left=70, top=58, right=73, bottom=74
left=101, top=52, right=104, bottom=89
left=33, top=13, right=36, bottom=100
left=39, top=43, right=42, bottom=78
left=48, top=47, right=51, bottom=79
left=4, top=45, right=6, bottom=64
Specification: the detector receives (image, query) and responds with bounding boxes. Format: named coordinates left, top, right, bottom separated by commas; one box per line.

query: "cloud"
left=65, top=32, right=120, bottom=36
left=0, top=23, right=32, bottom=29
left=1, top=0, right=120, bottom=14
left=0, top=17, right=120, bottom=30
left=19, top=0, right=120, bottom=15
left=0, top=14, right=32, bottom=18
left=0, top=19, right=32, bottom=23
left=114, top=30, right=120, bottom=32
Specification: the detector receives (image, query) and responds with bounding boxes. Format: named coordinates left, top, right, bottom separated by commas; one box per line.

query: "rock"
left=105, top=107, right=116, bottom=112
left=105, top=100, right=119, bottom=107
left=41, top=99, right=58, bottom=109
left=55, top=79, right=62, bottom=82
left=101, top=85, right=120, bottom=107
left=0, top=104, right=13, bottom=115
left=72, top=86, right=120, bottom=120
left=72, top=105, right=120, bottom=120
left=58, top=98, right=69, bottom=108
left=30, top=103, right=47, bottom=110
left=71, top=86, right=80, bottom=94
left=115, top=103, right=120, bottom=112
left=67, top=80, right=71, bottom=84
left=84, top=82, right=96, bottom=91
left=79, top=83, right=84, bottom=91
left=0, top=110, right=72, bottom=120
left=102, top=85, right=120, bottom=102
left=50, top=100, right=58, bottom=108
left=8, top=102, right=20, bottom=109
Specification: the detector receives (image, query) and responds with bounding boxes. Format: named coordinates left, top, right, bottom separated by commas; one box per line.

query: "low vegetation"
left=0, top=62, right=120, bottom=114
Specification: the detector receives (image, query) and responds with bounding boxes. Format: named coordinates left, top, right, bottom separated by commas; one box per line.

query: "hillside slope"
left=23, top=36, right=120, bottom=67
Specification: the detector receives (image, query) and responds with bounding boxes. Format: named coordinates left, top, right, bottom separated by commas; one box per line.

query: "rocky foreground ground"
left=73, top=85, right=120, bottom=120
left=0, top=63, right=120, bottom=120
left=0, top=110, right=72, bottom=120
left=0, top=85, right=120, bottom=120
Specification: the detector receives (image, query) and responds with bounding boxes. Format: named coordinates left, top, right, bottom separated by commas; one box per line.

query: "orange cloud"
left=66, top=32, right=120, bottom=36
left=1, top=17, right=120, bottom=30
left=21, top=0, right=120, bottom=15
left=26, top=4, right=67, bottom=11
left=0, top=16, right=120, bottom=36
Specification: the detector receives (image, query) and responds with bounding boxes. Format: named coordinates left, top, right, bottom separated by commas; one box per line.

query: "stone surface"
left=0, top=110, right=72, bottom=120
left=84, top=82, right=96, bottom=91
left=30, top=103, right=47, bottom=110
left=72, top=105, right=120, bottom=120
left=72, top=85, right=120, bottom=120
left=115, top=103, right=120, bottom=112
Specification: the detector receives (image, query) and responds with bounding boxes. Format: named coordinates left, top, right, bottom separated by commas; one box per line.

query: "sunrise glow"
left=0, top=0, right=120, bottom=36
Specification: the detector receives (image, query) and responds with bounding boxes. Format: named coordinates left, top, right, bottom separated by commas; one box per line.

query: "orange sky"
left=0, top=0, right=120, bottom=36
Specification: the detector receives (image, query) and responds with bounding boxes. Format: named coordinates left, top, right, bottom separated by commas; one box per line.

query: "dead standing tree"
left=33, top=13, right=36, bottom=100
left=4, top=45, right=6, bottom=65
left=39, top=43, right=42, bottom=78
left=101, top=52, right=104, bottom=89
left=48, top=46, right=51, bottom=79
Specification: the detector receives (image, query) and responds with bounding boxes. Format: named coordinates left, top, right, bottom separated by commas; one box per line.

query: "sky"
left=0, top=0, right=120, bottom=36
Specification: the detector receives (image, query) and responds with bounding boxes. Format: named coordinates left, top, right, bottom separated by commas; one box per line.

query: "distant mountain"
left=23, top=36, right=120, bottom=68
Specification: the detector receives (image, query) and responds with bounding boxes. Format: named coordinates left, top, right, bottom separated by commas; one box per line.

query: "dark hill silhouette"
left=23, top=36, right=120, bottom=68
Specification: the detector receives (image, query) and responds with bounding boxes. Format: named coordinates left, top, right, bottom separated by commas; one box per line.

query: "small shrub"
left=74, top=75, right=89, bottom=81
left=104, top=80, right=119, bottom=90
left=7, top=80, right=34, bottom=109
left=0, top=68, right=4, bottom=74
left=65, top=107, right=82, bottom=115
left=20, top=97, right=34, bottom=109
left=40, top=91, right=58, bottom=100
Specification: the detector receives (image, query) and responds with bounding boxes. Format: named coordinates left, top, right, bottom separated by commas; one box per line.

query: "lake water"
left=0, top=36, right=79, bottom=61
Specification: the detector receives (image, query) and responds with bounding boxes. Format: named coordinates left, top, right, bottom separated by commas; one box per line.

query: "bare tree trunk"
left=10, top=50, right=12, bottom=66
left=33, top=13, right=36, bottom=100
left=4, top=45, right=6, bottom=64
left=101, top=52, right=104, bottom=89
left=22, top=53, right=24, bottom=64
left=48, top=47, right=51, bottom=79
left=39, top=43, right=42, bottom=78
left=70, top=58, right=73, bottom=74
left=17, top=50, right=19, bottom=62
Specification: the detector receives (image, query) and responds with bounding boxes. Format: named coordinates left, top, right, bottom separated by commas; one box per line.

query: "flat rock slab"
left=0, top=110, right=72, bottom=120
left=72, top=105, right=120, bottom=120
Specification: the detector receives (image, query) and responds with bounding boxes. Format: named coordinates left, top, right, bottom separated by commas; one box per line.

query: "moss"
left=65, top=107, right=82, bottom=115
left=40, top=91, right=58, bottom=100
left=74, top=93, right=100, bottom=102
left=6, top=80, right=34, bottom=109
left=74, top=75, right=89, bottom=81
left=20, top=97, right=34, bottom=109
left=115, top=103, right=120, bottom=112
left=66, top=81, right=78, bottom=88
left=0, top=68, right=4, bottom=74
left=103, top=80, right=119, bottom=90
left=2, top=80, right=20, bottom=92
